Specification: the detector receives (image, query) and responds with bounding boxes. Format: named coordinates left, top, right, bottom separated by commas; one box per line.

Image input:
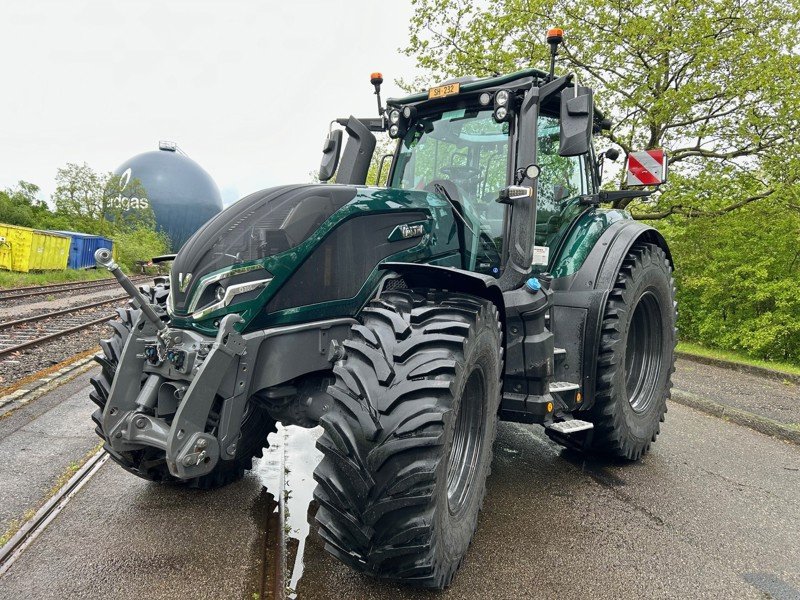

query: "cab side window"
left=535, top=115, right=592, bottom=247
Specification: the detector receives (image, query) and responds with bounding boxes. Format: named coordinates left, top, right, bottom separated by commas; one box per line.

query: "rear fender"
left=550, top=220, right=672, bottom=411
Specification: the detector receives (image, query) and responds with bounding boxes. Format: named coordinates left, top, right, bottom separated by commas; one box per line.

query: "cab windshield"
left=390, top=108, right=509, bottom=275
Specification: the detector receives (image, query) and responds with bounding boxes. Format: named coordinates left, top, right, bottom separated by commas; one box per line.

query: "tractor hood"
left=168, top=184, right=359, bottom=319
left=167, top=184, right=450, bottom=333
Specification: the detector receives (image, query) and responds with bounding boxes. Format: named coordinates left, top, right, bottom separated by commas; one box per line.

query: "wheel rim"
left=624, top=291, right=664, bottom=413
left=446, top=368, right=486, bottom=516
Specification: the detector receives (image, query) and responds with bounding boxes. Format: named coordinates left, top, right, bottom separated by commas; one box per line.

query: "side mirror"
left=319, top=129, right=343, bottom=182
left=559, top=86, right=593, bottom=157
left=626, top=149, right=668, bottom=186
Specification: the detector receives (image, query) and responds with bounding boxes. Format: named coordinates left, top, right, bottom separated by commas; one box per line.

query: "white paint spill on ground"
left=256, top=423, right=323, bottom=598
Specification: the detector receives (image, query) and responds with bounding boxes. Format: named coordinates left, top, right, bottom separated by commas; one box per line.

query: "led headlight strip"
left=191, top=277, right=272, bottom=321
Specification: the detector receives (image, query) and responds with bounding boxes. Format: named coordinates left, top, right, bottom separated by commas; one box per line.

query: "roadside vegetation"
left=677, top=342, right=800, bottom=379
left=405, top=0, right=800, bottom=365
left=0, top=163, right=170, bottom=273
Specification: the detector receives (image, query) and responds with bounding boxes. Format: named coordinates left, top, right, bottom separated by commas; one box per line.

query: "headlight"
left=389, top=124, right=400, bottom=137
left=494, top=106, right=508, bottom=121
left=389, top=110, right=401, bottom=124
left=192, top=277, right=272, bottom=321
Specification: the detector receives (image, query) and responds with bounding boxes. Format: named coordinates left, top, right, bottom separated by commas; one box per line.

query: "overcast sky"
left=0, top=0, right=417, bottom=205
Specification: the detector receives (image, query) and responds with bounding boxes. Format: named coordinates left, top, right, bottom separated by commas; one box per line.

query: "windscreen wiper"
left=433, top=183, right=476, bottom=237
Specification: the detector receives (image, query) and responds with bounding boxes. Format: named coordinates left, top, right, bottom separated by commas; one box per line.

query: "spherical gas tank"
left=112, top=143, right=223, bottom=250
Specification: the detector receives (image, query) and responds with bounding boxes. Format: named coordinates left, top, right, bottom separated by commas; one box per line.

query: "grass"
left=677, top=341, right=800, bottom=378
left=0, top=268, right=115, bottom=289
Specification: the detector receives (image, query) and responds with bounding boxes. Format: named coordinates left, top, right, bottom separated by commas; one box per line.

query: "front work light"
left=494, top=106, right=508, bottom=121
left=389, top=109, right=401, bottom=124
left=479, top=92, right=492, bottom=106
left=389, top=124, right=400, bottom=137
left=495, top=89, right=510, bottom=106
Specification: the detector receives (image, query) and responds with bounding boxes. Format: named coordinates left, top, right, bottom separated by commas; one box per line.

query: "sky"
left=0, top=0, right=417, bottom=205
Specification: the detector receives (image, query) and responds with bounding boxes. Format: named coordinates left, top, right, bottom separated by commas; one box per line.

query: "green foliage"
left=112, top=225, right=170, bottom=272
left=2, top=163, right=169, bottom=273
left=662, top=201, right=800, bottom=361
left=404, top=0, right=800, bottom=364
left=0, top=182, right=51, bottom=228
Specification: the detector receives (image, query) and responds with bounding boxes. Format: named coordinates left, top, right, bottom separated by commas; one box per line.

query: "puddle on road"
left=255, top=424, right=323, bottom=598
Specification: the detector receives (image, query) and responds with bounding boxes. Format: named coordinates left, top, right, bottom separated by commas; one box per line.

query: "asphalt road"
left=675, top=357, right=799, bottom=426
left=297, top=405, right=800, bottom=599
left=1, top=363, right=798, bottom=599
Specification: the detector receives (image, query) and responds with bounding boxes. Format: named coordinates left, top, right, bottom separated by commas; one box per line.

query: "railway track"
left=0, top=276, right=151, bottom=302
left=0, top=450, right=108, bottom=577
left=0, top=295, right=131, bottom=359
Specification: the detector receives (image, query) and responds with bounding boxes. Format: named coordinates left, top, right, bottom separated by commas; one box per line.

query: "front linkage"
left=93, top=248, right=346, bottom=481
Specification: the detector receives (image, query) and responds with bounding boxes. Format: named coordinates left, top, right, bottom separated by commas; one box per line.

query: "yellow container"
left=0, top=223, right=70, bottom=272
left=31, top=230, right=70, bottom=270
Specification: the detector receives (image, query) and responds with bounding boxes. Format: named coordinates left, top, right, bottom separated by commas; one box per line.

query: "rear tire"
left=588, top=242, right=676, bottom=460
left=89, top=283, right=275, bottom=489
left=312, top=289, right=503, bottom=589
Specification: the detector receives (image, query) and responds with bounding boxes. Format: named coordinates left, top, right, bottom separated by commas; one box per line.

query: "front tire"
left=589, top=242, right=677, bottom=460
left=313, top=289, right=502, bottom=589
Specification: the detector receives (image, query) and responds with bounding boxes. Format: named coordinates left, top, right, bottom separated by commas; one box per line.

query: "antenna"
left=370, top=72, right=384, bottom=116
left=546, top=28, right=564, bottom=80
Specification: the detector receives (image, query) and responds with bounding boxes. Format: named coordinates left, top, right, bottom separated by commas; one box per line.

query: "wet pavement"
left=296, top=407, right=800, bottom=599
left=0, top=462, right=268, bottom=599
left=0, top=376, right=97, bottom=534
left=1, top=361, right=799, bottom=599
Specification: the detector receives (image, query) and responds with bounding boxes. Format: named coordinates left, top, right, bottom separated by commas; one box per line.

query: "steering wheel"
left=440, top=165, right=481, bottom=180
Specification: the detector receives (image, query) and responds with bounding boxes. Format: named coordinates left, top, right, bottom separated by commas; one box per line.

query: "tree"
left=404, top=0, right=800, bottom=219
left=0, top=181, right=50, bottom=228
left=52, top=163, right=105, bottom=223
left=51, top=162, right=151, bottom=236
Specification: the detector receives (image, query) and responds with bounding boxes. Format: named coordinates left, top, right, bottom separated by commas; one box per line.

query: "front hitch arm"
left=94, top=247, right=166, bottom=332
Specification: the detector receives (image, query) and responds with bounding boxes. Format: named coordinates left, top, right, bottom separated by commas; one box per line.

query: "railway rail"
left=0, top=450, right=108, bottom=576
left=0, top=275, right=151, bottom=302
left=0, top=295, right=133, bottom=359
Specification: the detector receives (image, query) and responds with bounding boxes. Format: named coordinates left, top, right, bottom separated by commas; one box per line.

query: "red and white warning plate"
left=626, top=149, right=668, bottom=186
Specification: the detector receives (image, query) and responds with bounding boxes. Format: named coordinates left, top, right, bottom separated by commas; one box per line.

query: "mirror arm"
left=337, top=116, right=386, bottom=133
left=538, top=73, right=573, bottom=103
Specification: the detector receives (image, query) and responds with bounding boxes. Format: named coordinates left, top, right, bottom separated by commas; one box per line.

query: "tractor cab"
left=320, top=30, right=666, bottom=293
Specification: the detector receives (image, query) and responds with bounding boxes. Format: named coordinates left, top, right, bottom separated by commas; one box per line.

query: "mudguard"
left=550, top=219, right=672, bottom=411
left=379, top=262, right=506, bottom=321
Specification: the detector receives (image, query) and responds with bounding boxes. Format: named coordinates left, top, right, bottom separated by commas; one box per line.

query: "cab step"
left=545, top=418, right=594, bottom=451
left=549, top=381, right=579, bottom=393
left=546, top=419, right=594, bottom=435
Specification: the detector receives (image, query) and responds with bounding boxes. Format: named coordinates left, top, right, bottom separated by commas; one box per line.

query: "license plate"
left=428, top=82, right=460, bottom=99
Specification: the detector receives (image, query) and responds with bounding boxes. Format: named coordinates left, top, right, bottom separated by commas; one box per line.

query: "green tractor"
left=91, top=30, right=675, bottom=589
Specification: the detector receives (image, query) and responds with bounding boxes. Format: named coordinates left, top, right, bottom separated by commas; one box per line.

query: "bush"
left=661, top=200, right=800, bottom=363
left=112, top=225, right=170, bottom=272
